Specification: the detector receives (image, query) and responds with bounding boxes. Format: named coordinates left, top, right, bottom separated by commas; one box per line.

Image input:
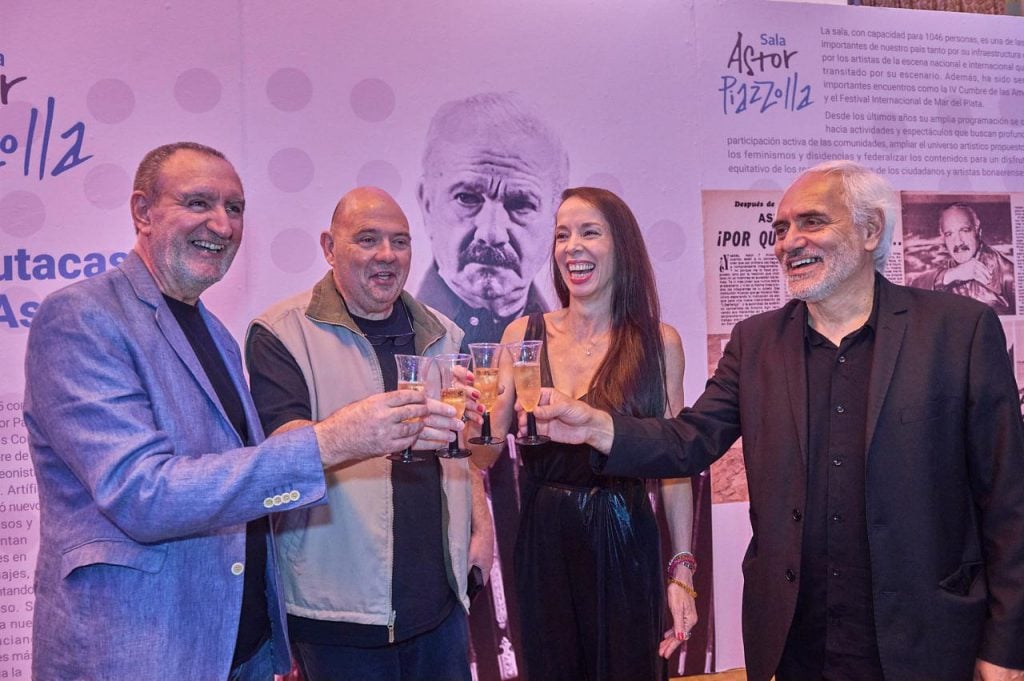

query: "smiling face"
left=323, top=187, right=411, bottom=320
left=131, top=149, right=245, bottom=304
left=940, top=205, right=980, bottom=265
left=772, top=171, right=879, bottom=303
left=554, top=196, right=616, bottom=305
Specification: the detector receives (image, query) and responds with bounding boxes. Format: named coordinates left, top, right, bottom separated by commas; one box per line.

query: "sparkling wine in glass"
left=510, top=340, right=549, bottom=446
left=467, top=343, right=504, bottom=445
left=387, top=354, right=433, bottom=463
left=435, top=353, right=472, bottom=458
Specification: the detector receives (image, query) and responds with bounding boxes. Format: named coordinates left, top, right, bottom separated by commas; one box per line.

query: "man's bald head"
left=321, top=186, right=412, bottom=319
left=331, top=186, right=406, bottom=232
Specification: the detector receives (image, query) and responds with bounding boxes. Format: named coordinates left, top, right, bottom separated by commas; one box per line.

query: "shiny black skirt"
left=514, top=474, right=666, bottom=681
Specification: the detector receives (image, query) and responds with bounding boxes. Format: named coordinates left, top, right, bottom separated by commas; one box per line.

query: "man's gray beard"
left=784, top=248, right=860, bottom=303
left=788, top=279, right=838, bottom=303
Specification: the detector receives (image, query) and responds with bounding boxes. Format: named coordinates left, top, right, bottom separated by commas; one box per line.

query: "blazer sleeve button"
left=785, top=569, right=797, bottom=582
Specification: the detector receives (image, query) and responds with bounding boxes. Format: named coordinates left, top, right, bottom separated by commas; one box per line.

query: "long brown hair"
left=552, top=187, right=667, bottom=418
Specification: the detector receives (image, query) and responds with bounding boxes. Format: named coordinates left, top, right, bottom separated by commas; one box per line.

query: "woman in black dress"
left=489, top=187, right=697, bottom=680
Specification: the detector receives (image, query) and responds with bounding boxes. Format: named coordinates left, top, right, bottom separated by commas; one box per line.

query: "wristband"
left=667, top=550, right=697, bottom=577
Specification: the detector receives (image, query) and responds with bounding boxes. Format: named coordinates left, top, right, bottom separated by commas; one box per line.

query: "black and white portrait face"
left=903, top=194, right=1015, bottom=316
left=939, top=204, right=981, bottom=265
left=417, top=94, right=567, bottom=319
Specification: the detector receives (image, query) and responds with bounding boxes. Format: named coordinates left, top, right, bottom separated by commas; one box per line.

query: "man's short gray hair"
left=797, top=159, right=896, bottom=271
left=133, top=142, right=230, bottom=197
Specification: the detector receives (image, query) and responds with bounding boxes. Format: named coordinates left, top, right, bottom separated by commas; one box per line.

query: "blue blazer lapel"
left=782, top=303, right=810, bottom=465
left=119, top=251, right=240, bottom=444
left=866, top=277, right=908, bottom=455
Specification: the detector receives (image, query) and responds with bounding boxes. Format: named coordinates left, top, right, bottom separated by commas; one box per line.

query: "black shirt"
left=162, top=295, right=269, bottom=667
left=246, top=299, right=455, bottom=646
left=778, top=292, right=885, bottom=681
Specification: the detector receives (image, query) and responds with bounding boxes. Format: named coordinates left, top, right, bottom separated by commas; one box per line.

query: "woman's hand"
left=452, top=365, right=484, bottom=427
left=659, top=568, right=698, bottom=658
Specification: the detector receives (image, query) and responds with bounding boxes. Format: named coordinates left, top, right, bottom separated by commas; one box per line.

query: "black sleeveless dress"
left=513, top=314, right=665, bottom=681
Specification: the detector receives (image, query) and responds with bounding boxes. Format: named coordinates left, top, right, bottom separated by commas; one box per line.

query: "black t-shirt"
left=246, top=299, right=455, bottom=646
left=163, top=295, right=269, bottom=666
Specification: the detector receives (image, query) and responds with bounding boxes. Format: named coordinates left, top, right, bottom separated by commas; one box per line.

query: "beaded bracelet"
left=667, top=550, right=697, bottom=577
left=668, top=577, right=698, bottom=600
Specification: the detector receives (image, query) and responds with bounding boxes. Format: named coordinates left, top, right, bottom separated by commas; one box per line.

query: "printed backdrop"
left=2, top=1, right=1022, bottom=678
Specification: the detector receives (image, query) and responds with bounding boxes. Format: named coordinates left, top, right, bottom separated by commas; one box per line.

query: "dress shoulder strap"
left=524, top=312, right=545, bottom=341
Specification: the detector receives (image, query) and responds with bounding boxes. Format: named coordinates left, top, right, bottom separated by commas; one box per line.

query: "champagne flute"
left=387, top=354, right=433, bottom=463
left=467, top=343, right=504, bottom=445
left=435, top=353, right=472, bottom=458
left=510, top=340, right=549, bottom=446
left=438, top=356, right=473, bottom=456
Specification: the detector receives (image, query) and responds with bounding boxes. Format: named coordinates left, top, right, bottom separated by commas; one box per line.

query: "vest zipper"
left=388, top=609, right=396, bottom=643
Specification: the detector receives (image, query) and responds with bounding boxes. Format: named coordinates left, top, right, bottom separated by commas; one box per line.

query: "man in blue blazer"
left=24, top=142, right=462, bottom=681
left=528, top=161, right=1024, bottom=681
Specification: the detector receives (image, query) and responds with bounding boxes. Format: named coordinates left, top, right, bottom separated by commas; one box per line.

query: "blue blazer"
left=25, top=251, right=327, bottom=680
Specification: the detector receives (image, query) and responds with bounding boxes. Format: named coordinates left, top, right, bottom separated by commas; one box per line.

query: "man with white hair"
left=531, top=161, right=1024, bottom=681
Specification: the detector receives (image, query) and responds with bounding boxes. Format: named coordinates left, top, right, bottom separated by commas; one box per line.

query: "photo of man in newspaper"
left=905, top=195, right=1016, bottom=316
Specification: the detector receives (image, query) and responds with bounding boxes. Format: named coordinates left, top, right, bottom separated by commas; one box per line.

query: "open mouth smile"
left=192, top=240, right=226, bottom=253
left=567, top=261, right=595, bottom=282
left=786, top=256, right=822, bottom=273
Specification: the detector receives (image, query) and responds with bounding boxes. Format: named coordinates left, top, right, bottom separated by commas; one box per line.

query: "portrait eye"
left=226, top=203, right=244, bottom=215
left=188, top=198, right=210, bottom=210
left=454, top=192, right=483, bottom=207
left=392, top=236, right=411, bottom=249
left=505, top=197, right=538, bottom=214
left=554, top=230, right=569, bottom=242
left=773, top=224, right=788, bottom=238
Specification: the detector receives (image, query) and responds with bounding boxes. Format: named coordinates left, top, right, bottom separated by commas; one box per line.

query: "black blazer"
left=603, top=276, right=1024, bottom=681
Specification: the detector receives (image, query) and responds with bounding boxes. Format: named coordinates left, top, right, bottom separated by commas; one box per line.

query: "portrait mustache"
left=457, top=233, right=523, bottom=278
